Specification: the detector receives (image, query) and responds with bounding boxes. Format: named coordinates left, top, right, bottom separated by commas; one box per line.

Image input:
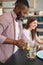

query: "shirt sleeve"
left=0, top=35, right=7, bottom=45
left=0, top=25, right=7, bottom=44
left=21, top=30, right=29, bottom=43
left=22, top=30, right=30, bottom=41
left=0, top=14, right=10, bottom=44
left=21, top=29, right=33, bottom=46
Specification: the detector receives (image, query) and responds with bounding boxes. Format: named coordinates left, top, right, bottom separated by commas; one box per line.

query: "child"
left=22, top=17, right=43, bottom=50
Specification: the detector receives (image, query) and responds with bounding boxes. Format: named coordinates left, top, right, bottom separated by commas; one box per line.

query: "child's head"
left=26, top=17, right=38, bottom=40
left=26, top=17, right=37, bottom=30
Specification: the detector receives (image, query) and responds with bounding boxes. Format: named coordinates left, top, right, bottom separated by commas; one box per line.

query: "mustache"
left=16, top=12, right=21, bottom=20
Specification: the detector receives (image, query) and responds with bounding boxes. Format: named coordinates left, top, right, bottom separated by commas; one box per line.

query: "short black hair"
left=15, top=0, right=29, bottom=8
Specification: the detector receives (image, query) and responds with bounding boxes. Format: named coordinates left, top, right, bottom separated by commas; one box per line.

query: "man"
left=0, top=0, right=29, bottom=64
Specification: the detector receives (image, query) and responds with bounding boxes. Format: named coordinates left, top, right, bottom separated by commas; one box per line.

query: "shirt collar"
left=11, top=11, right=22, bottom=23
left=11, top=11, right=17, bottom=20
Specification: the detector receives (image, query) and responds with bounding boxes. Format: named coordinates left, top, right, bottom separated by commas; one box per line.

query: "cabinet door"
left=2, top=0, right=16, bottom=13
left=36, top=0, right=43, bottom=10
left=0, top=0, right=2, bottom=2
left=28, top=0, right=34, bottom=8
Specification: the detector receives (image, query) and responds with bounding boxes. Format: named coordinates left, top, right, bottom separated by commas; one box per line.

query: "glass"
left=26, top=45, right=37, bottom=59
left=23, top=41, right=37, bottom=59
left=23, top=43, right=28, bottom=50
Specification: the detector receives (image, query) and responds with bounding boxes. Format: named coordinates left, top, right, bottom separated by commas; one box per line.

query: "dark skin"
left=14, top=4, right=28, bottom=20
left=3, top=4, right=29, bottom=49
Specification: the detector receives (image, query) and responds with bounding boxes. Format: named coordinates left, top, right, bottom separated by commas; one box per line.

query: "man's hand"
left=14, top=39, right=27, bottom=49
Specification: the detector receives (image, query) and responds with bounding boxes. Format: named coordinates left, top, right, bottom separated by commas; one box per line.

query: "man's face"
left=17, top=6, right=29, bottom=20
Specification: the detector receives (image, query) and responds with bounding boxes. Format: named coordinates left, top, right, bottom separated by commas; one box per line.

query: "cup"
left=26, top=47, right=36, bottom=59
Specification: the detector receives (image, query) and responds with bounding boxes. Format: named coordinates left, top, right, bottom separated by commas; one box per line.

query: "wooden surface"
left=0, top=0, right=2, bottom=2
left=37, top=28, right=43, bottom=32
left=2, top=0, right=16, bottom=2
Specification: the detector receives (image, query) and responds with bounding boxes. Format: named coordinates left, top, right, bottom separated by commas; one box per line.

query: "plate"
left=36, top=50, right=43, bottom=59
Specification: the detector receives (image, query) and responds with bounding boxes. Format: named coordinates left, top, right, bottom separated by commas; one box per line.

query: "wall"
left=36, top=0, right=43, bottom=11
left=2, top=0, right=16, bottom=12
left=2, top=0, right=43, bottom=13
left=29, top=0, right=43, bottom=12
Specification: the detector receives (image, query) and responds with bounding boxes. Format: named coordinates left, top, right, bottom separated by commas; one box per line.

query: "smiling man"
left=0, top=0, right=29, bottom=65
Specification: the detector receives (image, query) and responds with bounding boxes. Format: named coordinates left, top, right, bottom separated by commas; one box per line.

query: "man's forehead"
left=20, top=4, right=29, bottom=11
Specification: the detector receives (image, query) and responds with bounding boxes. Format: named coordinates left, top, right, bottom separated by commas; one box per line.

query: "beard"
left=16, top=11, right=23, bottom=20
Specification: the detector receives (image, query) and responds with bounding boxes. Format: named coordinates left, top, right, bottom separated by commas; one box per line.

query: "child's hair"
left=25, top=17, right=37, bottom=40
